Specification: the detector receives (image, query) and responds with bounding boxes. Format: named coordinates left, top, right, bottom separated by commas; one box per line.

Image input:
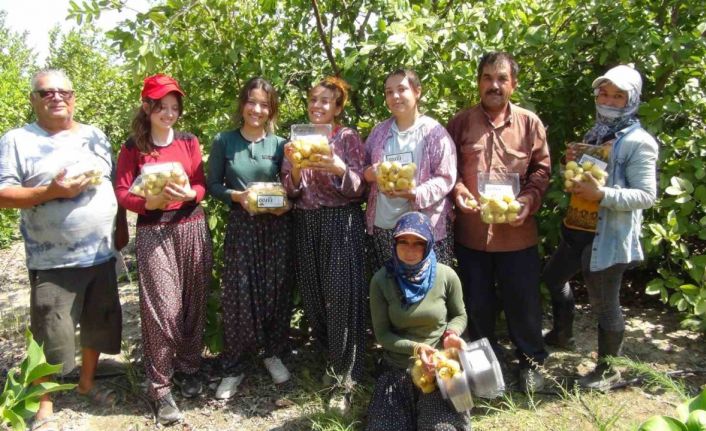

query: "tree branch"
left=356, top=10, right=372, bottom=42
left=440, top=0, right=455, bottom=19
left=311, top=0, right=340, bottom=75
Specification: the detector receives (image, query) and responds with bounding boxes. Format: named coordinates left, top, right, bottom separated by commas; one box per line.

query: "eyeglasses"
left=33, top=89, right=74, bottom=100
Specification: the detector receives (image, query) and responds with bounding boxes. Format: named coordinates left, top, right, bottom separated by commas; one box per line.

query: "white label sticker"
left=578, top=154, right=608, bottom=171
left=384, top=152, right=414, bottom=165
left=484, top=184, right=514, bottom=197
left=257, top=195, right=285, bottom=208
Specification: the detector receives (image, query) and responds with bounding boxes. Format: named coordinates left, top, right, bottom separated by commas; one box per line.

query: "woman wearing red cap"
left=115, top=73, right=213, bottom=424
left=206, top=77, right=294, bottom=398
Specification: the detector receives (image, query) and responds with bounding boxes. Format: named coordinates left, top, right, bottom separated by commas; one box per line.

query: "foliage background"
left=1, top=0, right=705, bottom=346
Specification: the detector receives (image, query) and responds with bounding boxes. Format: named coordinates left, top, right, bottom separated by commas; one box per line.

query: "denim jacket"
left=590, top=122, right=658, bottom=271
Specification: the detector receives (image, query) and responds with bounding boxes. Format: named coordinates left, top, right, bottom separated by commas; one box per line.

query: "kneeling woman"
left=367, top=212, right=470, bottom=431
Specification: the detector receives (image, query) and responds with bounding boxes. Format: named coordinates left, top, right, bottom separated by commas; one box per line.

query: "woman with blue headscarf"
left=542, top=65, right=658, bottom=390
left=367, top=212, right=469, bottom=431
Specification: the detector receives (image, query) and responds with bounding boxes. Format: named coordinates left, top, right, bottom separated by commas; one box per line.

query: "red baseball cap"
left=141, top=74, right=185, bottom=100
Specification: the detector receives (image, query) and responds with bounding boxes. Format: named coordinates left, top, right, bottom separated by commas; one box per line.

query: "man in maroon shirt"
left=447, top=52, right=551, bottom=392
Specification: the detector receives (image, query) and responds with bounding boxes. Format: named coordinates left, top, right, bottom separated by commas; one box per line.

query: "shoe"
left=579, top=326, right=624, bottom=391
left=173, top=372, right=203, bottom=398
left=215, top=374, right=245, bottom=400
left=327, top=390, right=351, bottom=416
left=156, top=392, right=183, bottom=425
left=263, top=356, right=290, bottom=384
left=544, top=300, right=576, bottom=350
left=519, top=368, right=546, bottom=393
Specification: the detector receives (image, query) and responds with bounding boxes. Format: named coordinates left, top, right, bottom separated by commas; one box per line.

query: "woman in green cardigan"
left=367, top=212, right=470, bottom=431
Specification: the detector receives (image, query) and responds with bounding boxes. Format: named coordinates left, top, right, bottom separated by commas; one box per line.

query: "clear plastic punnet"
left=62, top=160, right=103, bottom=187
left=459, top=337, right=505, bottom=400
left=244, top=182, right=290, bottom=214
left=562, top=142, right=610, bottom=192
left=477, top=172, right=523, bottom=224
left=129, top=162, right=190, bottom=197
left=289, top=124, right=333, bottom=168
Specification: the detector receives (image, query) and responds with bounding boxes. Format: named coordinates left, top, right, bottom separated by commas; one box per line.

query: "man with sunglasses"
left=0, top=69, right=125, bottom=430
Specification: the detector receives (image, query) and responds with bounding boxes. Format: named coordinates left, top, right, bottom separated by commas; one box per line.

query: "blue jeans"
left=455, top=244, right=547, bottom=368
left=542, top=225, right=628, bottom=332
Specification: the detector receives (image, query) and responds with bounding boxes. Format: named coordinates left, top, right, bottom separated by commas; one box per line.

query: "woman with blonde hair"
left=282, top=76, right=367, bottom=414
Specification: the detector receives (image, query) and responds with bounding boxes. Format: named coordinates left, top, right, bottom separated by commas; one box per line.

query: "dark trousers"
left=455, top=244, right=547, bottom=368
left=542, top=225, right=628, bottom=332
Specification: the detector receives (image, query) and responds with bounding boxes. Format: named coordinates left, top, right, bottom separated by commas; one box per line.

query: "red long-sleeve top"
left=115, top=132, right=207, bottom=214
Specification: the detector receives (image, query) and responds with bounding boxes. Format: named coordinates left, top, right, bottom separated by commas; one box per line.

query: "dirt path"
left=1, top=237, right=704, bottom=431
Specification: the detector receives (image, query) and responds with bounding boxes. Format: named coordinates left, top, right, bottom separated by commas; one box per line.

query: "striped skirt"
left=135, top=206, right=213, bottom=400
left=221, top=205, right=295, bottom=364
left=294, top=204, right=367, bottom=387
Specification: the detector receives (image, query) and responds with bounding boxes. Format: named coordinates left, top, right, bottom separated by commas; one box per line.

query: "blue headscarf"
left=584, top=65, right=642, bottom=145
left=385, top=212, right=437, bottom=306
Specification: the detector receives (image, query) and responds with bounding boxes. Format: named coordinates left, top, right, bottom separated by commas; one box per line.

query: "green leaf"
left=686, top=410, right=706, bottom=430
left=677, top=388, right=706, bottom=421
left=25, top=363, right=63, bottom=386
left=1, top=409, right=25, bottom=431
left=695, top=185, right=706, bottom=204
left=695, top=299, right=706, bottom=317
left=679, top=284, right=700, bottom=296
left=638, top=415, right=688, bottom=431
left=646, top=278, right=665, bottom=295
left=208, top=213, right=218, bottom=231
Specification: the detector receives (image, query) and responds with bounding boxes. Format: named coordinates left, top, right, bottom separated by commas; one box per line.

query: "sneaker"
left=215, top=374, right=245, bottom=400
left=519, top=368, right=546, bottom=393
left=327, top=390, right=351, bottom=416
left=173, top=372, right=203, bottom=398
left=156, top=392, right=183, bottom=425
left=263, top=356, right=290, bottom=384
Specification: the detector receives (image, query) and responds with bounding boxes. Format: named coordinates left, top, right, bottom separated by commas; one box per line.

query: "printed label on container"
left=578, top=154, right=608, bottom=171
left=483, top=184, right=514, bottom=197
left=384, top=152, right=414, bottom=165
left=257, top=195, right=285, bottom=208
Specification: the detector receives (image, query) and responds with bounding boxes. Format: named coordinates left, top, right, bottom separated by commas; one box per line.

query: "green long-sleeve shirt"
left=369, top=263, right=467, bottom=369
left=206, top=129, right=285, bottom=207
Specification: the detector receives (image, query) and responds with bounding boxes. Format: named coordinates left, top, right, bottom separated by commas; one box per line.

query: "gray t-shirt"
left=0, top=122, right=117, bottom=270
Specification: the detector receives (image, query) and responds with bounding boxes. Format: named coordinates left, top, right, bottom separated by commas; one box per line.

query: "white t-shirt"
left=0, top=123, right=117, bottom=270
left=373, top=117, right=426, bottom=230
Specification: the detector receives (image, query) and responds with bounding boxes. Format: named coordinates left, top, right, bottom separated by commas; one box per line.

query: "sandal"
left=30, top=415, right=59, bottom=431
left=78, top=384, right=120, bottom=408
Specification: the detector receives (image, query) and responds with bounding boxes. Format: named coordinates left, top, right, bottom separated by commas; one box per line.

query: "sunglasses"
left=33, top=89, right=74, bottom=100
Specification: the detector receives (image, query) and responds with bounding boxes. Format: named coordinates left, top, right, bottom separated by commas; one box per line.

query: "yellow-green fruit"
left=310, top=153, right=322, bottom=162
left=133, top=186, right=143, bottom=195
left=508, top=200, right=521, bottom=213
left=582, top=161, right=594, bottom=171
left=495, top=213, right=507, bottom=223
left=399, top=164, right=415, bottom=179
left=479, top=194, right=489, bottom=204
left=481, top=213, right=494, bottom=224
left=575, top=167, right=584, bottom=176
left=300, top=143, right=312, bottom=158
left=391, top=161, right=402, bottom=172
left=502, top=195, right=514, bottom=203
left=564, top=179, right=573, bottom=190
left=566, top=161, right=579, bottom=171
left=564, top=169, right=575, bottom=180
left=466, top=198, right=478, bottom=209
left=396, top=178, right=410, bottom=190
left=507, top=212, right=518, bottom=222
left=386, top=181, right=396, bottom=191
left=292, top=152, right=303, bottom=163
left=379, top=161, right=392, bottom=175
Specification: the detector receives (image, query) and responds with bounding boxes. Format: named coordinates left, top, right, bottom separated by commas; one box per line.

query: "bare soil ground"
left=1, top=236, right=704, bottom=431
